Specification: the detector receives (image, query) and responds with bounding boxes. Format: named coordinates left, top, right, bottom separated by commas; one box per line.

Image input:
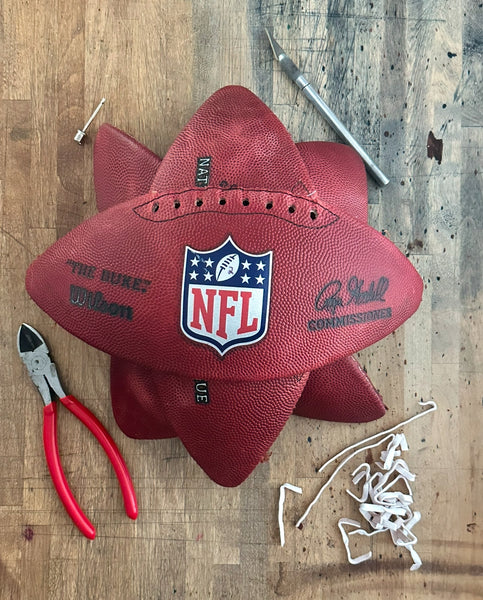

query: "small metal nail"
left=74, top=98, right=106, bottom=144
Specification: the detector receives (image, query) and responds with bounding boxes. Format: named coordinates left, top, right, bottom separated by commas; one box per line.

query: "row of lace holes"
left=266, top=202, right=317, bottom=220
left=161, top=197, right=318, bottom=220
left=152, top=200, right=183, bottom=213
left=214, top=198, right=319, bottom=219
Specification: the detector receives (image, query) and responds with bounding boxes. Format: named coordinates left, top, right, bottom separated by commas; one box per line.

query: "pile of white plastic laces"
left=278, top=400, right=437, bottom=572
left=338, top=432, right=422, bottom=570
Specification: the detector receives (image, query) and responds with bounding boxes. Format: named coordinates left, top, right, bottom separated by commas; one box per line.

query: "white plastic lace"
left=338, top=432, right=423, bottom=570
left=278, top=399, right=437, bottom=570
left=278, top=483, right=303, bottom=547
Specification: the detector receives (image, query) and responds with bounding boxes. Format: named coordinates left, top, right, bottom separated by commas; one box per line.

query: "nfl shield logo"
left=180, top=236, right=272, bottom=355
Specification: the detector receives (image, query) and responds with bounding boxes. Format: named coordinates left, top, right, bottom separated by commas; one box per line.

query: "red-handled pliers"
left=17, top=323, right=138, bottom=539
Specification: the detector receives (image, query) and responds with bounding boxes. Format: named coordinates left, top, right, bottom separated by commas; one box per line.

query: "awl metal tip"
left=265, top=28, right=285, bottom=61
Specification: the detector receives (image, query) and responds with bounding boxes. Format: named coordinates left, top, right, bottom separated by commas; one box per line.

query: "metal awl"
left=265, top=29, right=389, bottom=187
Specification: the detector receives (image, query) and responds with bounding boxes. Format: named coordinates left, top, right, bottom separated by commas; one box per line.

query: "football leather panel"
left=93, top=124, right=366, bottom=222
left=294, top=355, right=386, bottom=422
left=110, top=357, right=177, bottom=438
left=150, top=86, right=317, bottom=199
left=25, top=196, right=422, bottom=380
left=109, top=357, right=386, bottom=444
left=157, top=371, right=310, bottom=487
left=94, top=123, right=162, bottom=212
left=297, top=142, right=368, bottom=222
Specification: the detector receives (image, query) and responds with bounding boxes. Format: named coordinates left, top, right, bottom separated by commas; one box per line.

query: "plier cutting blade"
left=17, top=323, right=138, bottom=539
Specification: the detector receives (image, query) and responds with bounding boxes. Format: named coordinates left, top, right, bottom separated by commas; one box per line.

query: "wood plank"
left=0, top=1, right=481, bottom=598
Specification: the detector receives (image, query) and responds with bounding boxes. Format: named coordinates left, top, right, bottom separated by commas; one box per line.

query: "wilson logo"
left=69, top=285, right=134, bottom=320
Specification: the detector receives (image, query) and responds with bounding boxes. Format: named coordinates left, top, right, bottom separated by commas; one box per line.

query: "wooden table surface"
left=1, top=1, right=481, bottom=598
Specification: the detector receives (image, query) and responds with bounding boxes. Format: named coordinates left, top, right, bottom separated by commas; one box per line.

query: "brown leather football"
left=26, top=87, right=421, bottom=485
left=93, top=124, right=385, bottom=436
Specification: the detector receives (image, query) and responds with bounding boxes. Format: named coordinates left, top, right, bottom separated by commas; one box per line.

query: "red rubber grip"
left=43, top=403, right=96, bottom=539
left=59, top=395, right=138, bottom=520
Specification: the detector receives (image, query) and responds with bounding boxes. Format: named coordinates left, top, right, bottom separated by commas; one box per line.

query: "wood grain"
left=1, top=1, right=481, bottom=598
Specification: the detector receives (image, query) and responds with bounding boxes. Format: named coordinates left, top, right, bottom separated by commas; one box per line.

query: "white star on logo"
left=242, top=259, right=251, bottom=270
left=189, top=270, right=198, bottom=280
left=205, top=258, right=214, bottom=268
left=241, top=274, right=250, bottom=284
left=256, top=275, right=265, bottom=285
left=204, top=271, right=213, bottom=281
left=190, top=256, right=200, bottom=267
left=256, top=261, right=265, bottom=271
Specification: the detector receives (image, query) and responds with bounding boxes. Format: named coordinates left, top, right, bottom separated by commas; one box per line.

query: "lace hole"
left=174, top=200, right=180, bottom=209
left=288, top=205, right=296, bottom=214
left=196, top=199, right=203, bottom=207
left=310, top=210, right=317, bottom=220
left=266, top=202, right=273, bottom=210
left=152, top=202, right=159, bottom=213
left=219, top=198, right=226, bottom=206
left=242, top=199, right=249, bottom=207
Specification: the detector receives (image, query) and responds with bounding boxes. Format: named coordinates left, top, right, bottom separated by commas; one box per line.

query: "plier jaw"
left=17, top=323, right=66, bottom=405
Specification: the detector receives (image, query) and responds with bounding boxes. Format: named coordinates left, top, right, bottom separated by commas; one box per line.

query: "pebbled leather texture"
left=26, top=86, right=419, bottom=485
left=159, top=372, right=310, bottom=487
left=294, top=355, right=385, bottom=422
left=94, top=124, right=161, bottom=212
left=93, top=125, right=385, bottom=429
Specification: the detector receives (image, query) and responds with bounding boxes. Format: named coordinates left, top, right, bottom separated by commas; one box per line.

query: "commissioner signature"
left=315, top=276, right=389, bottom=315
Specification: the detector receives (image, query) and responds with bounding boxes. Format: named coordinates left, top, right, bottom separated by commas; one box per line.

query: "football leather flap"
left=114, top=366, right=309, bottom=487
left=26, top=86, right=423, bottom=382
left=149, top=86, right=316, bottom=197
left=94, top=124, right=161, bottom=212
